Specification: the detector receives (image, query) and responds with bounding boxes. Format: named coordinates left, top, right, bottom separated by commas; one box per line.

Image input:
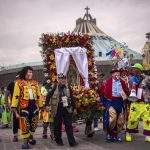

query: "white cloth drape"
left=54, top=47, right=89, bottom=87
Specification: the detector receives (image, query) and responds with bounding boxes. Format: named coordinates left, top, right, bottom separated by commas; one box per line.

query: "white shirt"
left=28, top=88, right=34, bottom=99
left=112, top=79, right=122, bottom=97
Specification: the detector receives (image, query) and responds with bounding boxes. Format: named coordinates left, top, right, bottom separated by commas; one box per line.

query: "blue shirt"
left=130, top=76, right=138, bottom=84
left=112, top=79, right=122, bottom=97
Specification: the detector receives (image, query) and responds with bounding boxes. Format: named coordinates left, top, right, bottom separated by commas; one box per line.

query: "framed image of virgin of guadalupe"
left=67, top=55, right=87, bottom=87
left=67, top=56, right=80, bottom=86
left=67, top=65, right=78, bottom=86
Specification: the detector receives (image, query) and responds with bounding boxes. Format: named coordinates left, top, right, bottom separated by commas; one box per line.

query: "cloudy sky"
left=0, top=0, right=150, bottom=66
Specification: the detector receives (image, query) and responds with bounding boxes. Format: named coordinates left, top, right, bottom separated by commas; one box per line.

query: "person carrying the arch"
left=45, top=73, right=78, bottom=147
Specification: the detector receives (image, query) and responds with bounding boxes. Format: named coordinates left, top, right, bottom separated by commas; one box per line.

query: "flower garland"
left=72, top=85, right=100, bottom=119
left=39, top=33, right=98, bottom=89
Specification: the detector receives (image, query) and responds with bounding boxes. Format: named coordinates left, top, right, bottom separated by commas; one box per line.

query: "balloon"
left=111, top=50, right=116, bottom=57
left=116, top=47, right=125, bottom=55
left=106, top=50, right=112, bottom=56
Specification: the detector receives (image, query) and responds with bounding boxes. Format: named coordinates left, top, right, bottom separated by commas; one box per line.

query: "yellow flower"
left=65, top=38, right=69, bottom=43
left=88, top=60, right=92, bottom=65
left=51, top=75, right=56, bottom=81
left=75, top=38, right=79, bottom=42
left=89, top=72, right=95, bottom=78
left=50, top=64, right=56, bottom=69
left=86, top=50, right=91, bottom=55
left=89, top=90, right=94, bottom=94
left=88, top=71, right=91, bottom=75
left=52, top=37, right=57, bottom=44
left=49, top=54, right=55, bottom=60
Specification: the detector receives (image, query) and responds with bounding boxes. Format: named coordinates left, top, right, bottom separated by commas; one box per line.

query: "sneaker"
left=70, top=142, right=78, bottom=147
left=13, top=136, right=18, bottom=142
left=28, top=139, right=36, bottom=145
left=125, top=133, right=132, bottom=142
left=106, top=134, right=112, bottom=142
left=94, top=127, right=100, bottom=132
left=113, top=136, right=122, bottom=142
left=145, top=136, right=150, bottom=143
left=2, top=124, right=9, bottom=128
left=22, top=143, right=30, bottom=149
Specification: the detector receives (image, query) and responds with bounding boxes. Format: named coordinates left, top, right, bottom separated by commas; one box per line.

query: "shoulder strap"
left=137, top=76, right=144, bottom=88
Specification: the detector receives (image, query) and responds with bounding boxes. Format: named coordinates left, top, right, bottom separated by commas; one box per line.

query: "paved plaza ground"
left=0, top=122, right=149, bottom=150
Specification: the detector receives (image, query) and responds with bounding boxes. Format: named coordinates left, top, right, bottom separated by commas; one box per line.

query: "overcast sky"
left=0, top=0, right=150, bottom=66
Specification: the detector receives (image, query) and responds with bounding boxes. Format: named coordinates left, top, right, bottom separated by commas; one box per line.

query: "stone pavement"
left=0, top=122, right=149, bottom=150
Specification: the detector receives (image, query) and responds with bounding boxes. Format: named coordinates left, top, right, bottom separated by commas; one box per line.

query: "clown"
left=0, top=87, right=11, bottom=128
left=99, top=68, right=129, bottom=142
left=126, top=63, right=150, bottom=143
left=11, top=66, right=43, bottom=149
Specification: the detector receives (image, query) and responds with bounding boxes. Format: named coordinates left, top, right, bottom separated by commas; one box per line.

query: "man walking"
left=45, top=73, right=78, bottom=147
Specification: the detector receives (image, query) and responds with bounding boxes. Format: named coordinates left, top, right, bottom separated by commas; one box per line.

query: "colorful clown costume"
left=0, top=93, right=11, bottom=128
left=11, top=79, right=43, bottom=139
left=127, top=102, right=150, bottom=134
left=126, top=75, right=150, bottom=142
left=99, top=76, right=129, bottom=141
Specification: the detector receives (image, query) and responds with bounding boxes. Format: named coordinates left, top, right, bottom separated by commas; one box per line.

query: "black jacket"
left=45, top=84, right=76, bottom=110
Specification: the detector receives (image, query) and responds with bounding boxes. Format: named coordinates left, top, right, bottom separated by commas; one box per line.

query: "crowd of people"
left=0, top=63, right=149, bottom=149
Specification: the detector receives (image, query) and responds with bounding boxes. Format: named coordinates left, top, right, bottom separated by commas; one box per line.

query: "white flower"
left=43, top=68, right=47, bottom=71
left=44, top=73, right=48, bottom=77
left=47, top=80, right=50, bottom=83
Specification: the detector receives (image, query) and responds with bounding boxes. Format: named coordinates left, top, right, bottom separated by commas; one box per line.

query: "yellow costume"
left=126, top=73, right=150, bottom=142
left=11, top=79, right=43, bottom=139
left=127, top=102, right=150, bottom=133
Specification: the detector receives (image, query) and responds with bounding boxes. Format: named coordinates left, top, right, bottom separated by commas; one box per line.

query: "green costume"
left=0, top=94, right=11, bottom=127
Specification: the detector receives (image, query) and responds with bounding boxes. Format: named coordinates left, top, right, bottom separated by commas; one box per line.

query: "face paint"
left=25, top=70, right=33, bottom=80
left=116, top=75, right=120, bottom=80
left=112, top=72, right=120, bottom=80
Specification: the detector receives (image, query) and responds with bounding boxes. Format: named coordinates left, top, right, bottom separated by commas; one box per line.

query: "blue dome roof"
left=72, top=7, right=142, bottom=61
left=92, top=36, right=142, bottom=61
